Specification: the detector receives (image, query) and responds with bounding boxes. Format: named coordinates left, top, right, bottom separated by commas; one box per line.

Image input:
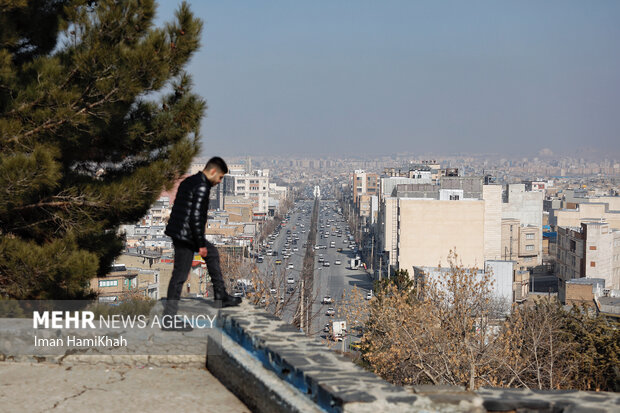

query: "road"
left=309, top=200, right=374, bottom=344
left=254, top=199, right=374, bottom=344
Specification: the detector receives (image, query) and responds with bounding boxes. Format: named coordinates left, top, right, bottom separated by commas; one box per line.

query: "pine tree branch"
left=9, top=87, right=119, bottom=143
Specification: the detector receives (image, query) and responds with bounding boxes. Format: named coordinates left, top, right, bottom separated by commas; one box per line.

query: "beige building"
left=351, top=170, right=379, bottom=208
left=501, top=219, right=542, bottom=268
left=381, top=182, right=545, bottom=274
left=383, top=185, right=502, bottom=270
left=556, top=221, right=620, bottom=302
left=550, top=202, right=620, bottom=229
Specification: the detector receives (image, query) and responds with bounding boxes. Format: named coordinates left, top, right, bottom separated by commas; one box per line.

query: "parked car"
left=322, top=296, right=333, bottom=304
left=325, top=308, right=335, bottom=316
left=365, top=291, right=373, bottom=300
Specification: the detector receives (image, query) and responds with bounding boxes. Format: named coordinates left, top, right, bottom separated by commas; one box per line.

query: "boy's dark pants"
left=163, top=239, right=226, bottom=316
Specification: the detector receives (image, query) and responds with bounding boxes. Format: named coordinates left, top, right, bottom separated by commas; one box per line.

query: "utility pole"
left=370, top=233, right=374, bottom=273
left=300, top=277, right=304, bottom=332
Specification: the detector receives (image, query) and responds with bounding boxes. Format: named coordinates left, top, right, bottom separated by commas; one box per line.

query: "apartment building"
left=222, top=170, right=270, bottom=215
left=413, top=260, right=529, bottom=307
left=550, top=199, right=620, bottom=229
left=382, top=179, right=543, bottom=272
left=502, top=184, right=544, bottom=264
left=501, top=219, right=541, bottom=268
left=556, top=221, right=620, bottom=302
left=351, top=170, right=379, bottom=207
left=381, top=177, right=502, bottom=269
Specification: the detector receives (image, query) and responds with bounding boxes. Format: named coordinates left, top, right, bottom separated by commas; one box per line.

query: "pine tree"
left=0, top=0, right=205, bottom=299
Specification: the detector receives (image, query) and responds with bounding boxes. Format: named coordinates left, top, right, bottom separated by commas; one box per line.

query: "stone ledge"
left=216, top=301, right=485, bottom=413
left=477, top=387, right=620, bottom=413
left=207, top=330, right=323, bottom=413
left=2, top=297, right=619, bottom=412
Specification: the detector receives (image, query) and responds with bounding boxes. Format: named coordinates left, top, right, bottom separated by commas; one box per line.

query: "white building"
left=223, top=171, right=270, bottom=215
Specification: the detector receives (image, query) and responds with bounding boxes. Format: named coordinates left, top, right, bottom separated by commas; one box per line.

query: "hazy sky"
left=155, top=1, right=620, bottom=158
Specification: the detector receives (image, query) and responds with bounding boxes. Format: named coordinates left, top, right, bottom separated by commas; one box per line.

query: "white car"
left=322, top=296, right=333, bottom=304
left=334, top=260, right=341, bottom=265
left=287, top=263, right=294, bottom=269
left=287, top=277, right=295, bottom=284
left=323, top=261, right=330, bottom=267
left=365, top=292, right=373, bottom=300
left=325, top=308, right=335, bottom=316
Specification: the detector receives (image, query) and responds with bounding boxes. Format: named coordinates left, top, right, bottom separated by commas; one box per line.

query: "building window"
left=590, top=261, right=596, bottom=267
left=526, top=233, right=535, bottom=240
left=525, top=245, right=534, bottom=251
left=589, top=245, right=597, bottom=250
left=99, top=280, right=118, bottom=287
left=449, top=195, right=460, bottom=200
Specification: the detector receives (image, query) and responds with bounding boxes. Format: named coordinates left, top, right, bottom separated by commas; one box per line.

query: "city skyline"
left=156, top=1, right=620, bottom=158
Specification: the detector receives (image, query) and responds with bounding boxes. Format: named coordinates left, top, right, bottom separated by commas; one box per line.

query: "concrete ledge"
left=207, top=330, right=323, bottom=413
left=477, top=387, right=620, bottom=413
left=215, top=302, right=484, bottom=413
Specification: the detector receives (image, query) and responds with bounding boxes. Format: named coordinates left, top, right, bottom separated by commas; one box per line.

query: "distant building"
left=549, top=197, right=620, bottom=229
left=413, top=260, right=529, bottom=308
left=351, top=170, right=379, bottom=207
left=556, top=221, right=620, bottom=302
left=222, top=171, right=270, bottom=215
left=381, top=180, right=543, bottom=272
left=501, top=219, right=542, bottom=268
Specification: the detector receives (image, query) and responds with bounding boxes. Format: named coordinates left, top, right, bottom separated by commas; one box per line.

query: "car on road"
left=335, top=260, right=341, bottom=265
left=275, top=259, right=282, bottom=265
left=323, top=324, right=330, bottom=333
left=287, top=263, right=294, bottom=269
left=349, top=342, right=362, bottom=351
left=365, top=291, right=373, bottom=300
left=269, top=288, right=276, bottom=295
left=287, top=277, right=295, bottom=284
left=323, top=261, right=330, bottom=267
left=325, top=308, right=335, bottom=316
left=292, top=247, right=298, bottom=252
left=336, top=248, right=343, bottom=252
left=318, top=257, right=324, bottom=263
left=322, top=296, right=333, bottom=304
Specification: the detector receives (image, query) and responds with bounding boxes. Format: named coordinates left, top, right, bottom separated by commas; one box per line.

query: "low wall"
left=1, top=298, right=618, bottom=412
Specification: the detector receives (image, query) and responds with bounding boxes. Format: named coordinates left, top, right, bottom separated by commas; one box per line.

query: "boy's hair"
left=204, top=157, right=228, bottom=174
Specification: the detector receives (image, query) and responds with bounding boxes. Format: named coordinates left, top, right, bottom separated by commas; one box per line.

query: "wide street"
left=254, top=197, right=374, bottom=346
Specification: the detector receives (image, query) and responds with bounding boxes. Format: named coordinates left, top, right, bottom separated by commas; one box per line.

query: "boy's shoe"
left=213, top=291, right=242, bottom=308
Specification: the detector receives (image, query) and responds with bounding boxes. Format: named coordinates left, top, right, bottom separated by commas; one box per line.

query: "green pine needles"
left=0, top=0, right=205, bottom=298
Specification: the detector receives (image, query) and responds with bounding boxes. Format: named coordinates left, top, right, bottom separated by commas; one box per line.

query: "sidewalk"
left=0, top=362, right=250, bottom=413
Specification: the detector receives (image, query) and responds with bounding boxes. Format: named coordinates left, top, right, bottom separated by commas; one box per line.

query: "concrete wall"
left=483, top=185, right=502, bottom=262
left=502, top=184, right=543, bottom=264
left=398, top=198, right=485, bottom=269
left=382, top=197, right=398, bottom=266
